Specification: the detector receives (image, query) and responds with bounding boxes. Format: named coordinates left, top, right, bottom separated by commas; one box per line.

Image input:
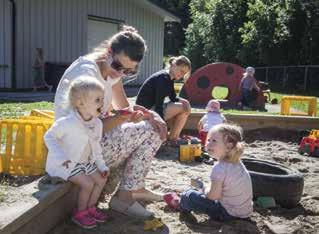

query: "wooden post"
left=304, top=66, right=308, bottom=91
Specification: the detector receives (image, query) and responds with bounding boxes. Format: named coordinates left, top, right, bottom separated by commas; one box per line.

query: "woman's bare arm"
left=102, top=114, right=130, bottom=133
left=112, top=81, right=130, bottom=109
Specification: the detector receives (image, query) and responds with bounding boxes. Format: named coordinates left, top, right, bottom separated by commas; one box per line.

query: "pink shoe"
left=163, top=193, right=180, bottom=210
left=72, top=209, right=97, bottom=229
left=88, top=206, right=108, bottom=223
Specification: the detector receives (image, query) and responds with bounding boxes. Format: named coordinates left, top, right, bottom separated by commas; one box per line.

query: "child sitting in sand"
left=177, top=123, right=253, bottom=221
left=198, top=99, right=225, bottom=145
left=44, top=76, right=109, bottom=229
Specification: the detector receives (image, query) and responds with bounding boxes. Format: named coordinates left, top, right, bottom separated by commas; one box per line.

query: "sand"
left=46, top=127, right=319, bottom=234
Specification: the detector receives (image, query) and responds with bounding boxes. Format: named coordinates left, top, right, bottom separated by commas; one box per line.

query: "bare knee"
left=95, top=175, right=108, bottom=188
left=80, top=177, right=94, bottom=192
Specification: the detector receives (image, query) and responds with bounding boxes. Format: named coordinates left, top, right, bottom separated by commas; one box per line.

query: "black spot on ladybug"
left=197, top=76, right=210, bottom=89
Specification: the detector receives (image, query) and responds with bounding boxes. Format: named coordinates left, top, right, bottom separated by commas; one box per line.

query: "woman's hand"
left=147, top=111, right=167, bottom=141
left=115, top=107, right=144, bottom=123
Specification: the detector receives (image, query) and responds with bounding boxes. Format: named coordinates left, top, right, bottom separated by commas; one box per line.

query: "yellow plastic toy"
left=30, top=109, right=54, bottom=119
left=0, top=112, right=53, bottom=176
left=144, top=218, right=164, bottom=231
left=179, top=142, right=202, bottom=162
left=280, top=96, right=317, bottom=117
left=309, top=130, right=319, bottom=139
left=174, top=82, right=183, bottom=93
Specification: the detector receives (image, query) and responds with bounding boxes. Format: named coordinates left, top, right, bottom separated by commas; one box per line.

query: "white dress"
left=201, top=112, right=226, bottom=132
left=54, top=56, right=121, bottom=120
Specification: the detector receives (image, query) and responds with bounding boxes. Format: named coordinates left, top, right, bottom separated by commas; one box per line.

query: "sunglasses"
left=107, top=56, right=139, bottom=77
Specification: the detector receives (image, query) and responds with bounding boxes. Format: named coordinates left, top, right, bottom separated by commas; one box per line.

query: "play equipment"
left=198, top=130, right=208, bottom=146
left=179, top=137, right=202, bottom=162
left=281, top=96, right=317, bottom=117
left=174, top=82, right=183, bottom=93
left=179, top=63, right=267, bottom=109
left=298, top=129, right=319, bottom=157
left=0, top=110, right=53, bottom=176
left=30, top=109, right=54, bottom=119
left=242, top=158, right=304, bottom=208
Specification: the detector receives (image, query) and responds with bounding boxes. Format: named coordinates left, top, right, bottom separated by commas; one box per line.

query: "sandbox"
left=1, top=113, right=319, bottom=234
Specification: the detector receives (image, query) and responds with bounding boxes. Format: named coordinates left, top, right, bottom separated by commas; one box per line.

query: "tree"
left=150, top=0, right=191, bottom=55
left=184, top=0, right=248, bottom=69
left=239, top=0, right=290, bottom=66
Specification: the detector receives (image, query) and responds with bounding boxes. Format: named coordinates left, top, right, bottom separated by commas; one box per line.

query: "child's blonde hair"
left=210, top=123, right=244, bottom=163
left=68, top=76, right=104, bottom=110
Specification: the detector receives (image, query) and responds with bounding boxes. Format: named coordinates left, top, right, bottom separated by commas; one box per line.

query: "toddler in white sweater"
left=45, top=76, right=109, bottom=229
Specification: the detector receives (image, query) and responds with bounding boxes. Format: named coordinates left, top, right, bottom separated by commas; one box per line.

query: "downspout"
left=9, top=0, right=16, bottom=89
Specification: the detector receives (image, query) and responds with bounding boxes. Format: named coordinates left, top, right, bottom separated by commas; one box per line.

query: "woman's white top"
left=44, top=110, right=108, bottom=180
left=54, top=56, right=121, bottom=120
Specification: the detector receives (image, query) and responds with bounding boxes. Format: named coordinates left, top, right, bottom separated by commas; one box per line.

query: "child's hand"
left=62, top=160, right=72, bottom=169
left=191, top=178, right=205, bottom=191
left=101, top=170, right=109, bottom=178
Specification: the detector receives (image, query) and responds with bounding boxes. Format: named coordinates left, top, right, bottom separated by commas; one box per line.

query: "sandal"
left=109, top=196, right=154, bottom=219
left=163, top=192, right=180, bottom=210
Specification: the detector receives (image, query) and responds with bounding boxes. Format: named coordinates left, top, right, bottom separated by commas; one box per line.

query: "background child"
left=44, top=76, right=109, bottom=229
left=179, top=123, right=253, bottom=221
left=239, top=66, right=260, bottom=108
left=198, top=100, right=225, bottom=145
left=32, top=48, right=53, bottom=92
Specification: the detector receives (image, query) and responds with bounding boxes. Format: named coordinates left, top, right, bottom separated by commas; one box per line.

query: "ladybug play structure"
left=180, top=62, right=267, bottom=109
left=299, top=130, right=319, bottom=157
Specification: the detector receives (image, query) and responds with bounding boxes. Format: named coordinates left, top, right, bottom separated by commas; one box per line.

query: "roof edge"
left=134, top=0, right=181, bottom=22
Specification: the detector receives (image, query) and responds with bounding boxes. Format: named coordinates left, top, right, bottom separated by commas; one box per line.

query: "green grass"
left=0, top=89, right=318, bottom=119
left=0, top=101, right=54, bottom=119
left=208, top=86, right=319, bottom=116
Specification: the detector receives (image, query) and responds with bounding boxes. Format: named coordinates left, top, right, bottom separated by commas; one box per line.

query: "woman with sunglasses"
left=54, top=25, right=166, bottom=219
left=136, top=55, right=192, bottom=145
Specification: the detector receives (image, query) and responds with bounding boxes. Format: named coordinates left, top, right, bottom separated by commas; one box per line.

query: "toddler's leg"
left=180, top=189, right=232, bottom=221
left=87, top=171, right=108, bottom=223
left=88, top=171, right=108, bottom=207
left=69, top=174, right=95, bottom=211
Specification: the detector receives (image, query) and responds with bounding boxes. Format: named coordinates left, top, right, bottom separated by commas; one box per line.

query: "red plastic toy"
left=298, top=130, right=319, bottom=157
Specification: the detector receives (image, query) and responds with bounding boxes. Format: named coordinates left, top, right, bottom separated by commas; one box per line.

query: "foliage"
left=183, top=0, right=319, bottom=69
left=150, top=0, right=191, bottom=55
left=184, top=0, right=248, bottom=69
left=0, top=101, right=53, bottom=119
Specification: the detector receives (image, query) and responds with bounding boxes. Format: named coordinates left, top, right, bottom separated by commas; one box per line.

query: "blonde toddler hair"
left=210, top=123, right=244, bottom=163
left=68, top=76, right=104, bottom=110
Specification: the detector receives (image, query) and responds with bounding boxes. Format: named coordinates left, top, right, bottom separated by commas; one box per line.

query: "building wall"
left=15, top=0, right=164, bottom=88
left=0, top=0, right=12, bottom=88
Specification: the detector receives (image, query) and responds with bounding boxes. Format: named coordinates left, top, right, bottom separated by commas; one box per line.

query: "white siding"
left=14, top=0, right=165, bottom=88
left=0, top=0, right=12, bottom=88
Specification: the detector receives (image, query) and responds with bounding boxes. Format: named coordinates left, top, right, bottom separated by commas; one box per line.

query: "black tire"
left=242, top=158, right=304, bottom=208
left=313, top=147, right=319, bottom=157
